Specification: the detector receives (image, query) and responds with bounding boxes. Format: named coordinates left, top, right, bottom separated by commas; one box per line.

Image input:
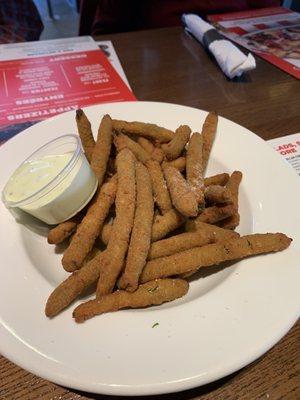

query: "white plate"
left=0, top=102, right=299, bottom=396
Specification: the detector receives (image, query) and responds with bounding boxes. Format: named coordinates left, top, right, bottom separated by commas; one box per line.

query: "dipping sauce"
left=5, top=154, right=73, bottom=203
left=2, top=135, right=98, bottom=225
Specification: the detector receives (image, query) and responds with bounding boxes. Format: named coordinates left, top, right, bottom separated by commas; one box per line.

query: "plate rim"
left=0, top=316, right=298, bottom=396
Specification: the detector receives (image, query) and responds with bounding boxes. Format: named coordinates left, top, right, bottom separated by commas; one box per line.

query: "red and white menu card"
left=0, top=36, right=136, bottom=145
left=268, top=133, right=300, bottom=177
left=208, top=7, right=300, bottom=79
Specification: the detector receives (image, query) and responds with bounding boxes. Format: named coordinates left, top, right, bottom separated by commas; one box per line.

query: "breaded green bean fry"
left=45, top=249, right=103, bottom=318
left=185, top=221, right=240, bottom=242
left=62, top=176, right=117, bottom=272
left=219, top=171, right=242, bottom=229
left=76, top=109, right=95, bottom=162
left=194, top=204, right=235, bottom=225
left=99, top=220, right=113, bottom=245
left=205, top=185, right=232, bottom=205
left=163, top=165, right=198, bottom=217
left=47, top=215, right=80, bottom=245
left=162, top=156, right=186, bottom=172
left=204, top=173, right=229, bottom=187
left=114, top=133, right=151, bottom=164
left=180, top=222, right=239, bottom=278
left=91, top=114, right=113, bottom=185
left=141, top=233, right=292, bottom=282
left=152, top=209, right=185, bottom=242
left=152, top=146, right=165, bottom=163
left=161, top=125, right=191, bottom=160
left=146, top=159, right=172, bottom=215
left=113, top=119, right=174, bottom=143
left=186, top=132, right=205, bottom=207
left=73, top=278, right=189, bottom=322
left=148, top=230, right=214, bottom=260
left=137, top=137, right=165, bottom=163
left=96, top=149, right=136, bottom=296
left=119, top=162, right=154, bottom=291
left=137, top=137, right=154, bottom=155
left=201, top=112, right=218, bottom=172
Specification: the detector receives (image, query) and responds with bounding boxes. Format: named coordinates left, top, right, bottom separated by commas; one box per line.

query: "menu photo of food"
left=245, top=26, right=300, bottom=62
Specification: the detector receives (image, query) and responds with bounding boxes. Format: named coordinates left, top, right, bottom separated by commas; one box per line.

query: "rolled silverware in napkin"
left=182, top=13, right=256, bottom=79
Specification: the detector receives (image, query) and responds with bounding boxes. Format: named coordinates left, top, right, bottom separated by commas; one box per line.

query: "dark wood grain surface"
left=1, top=26, right=299, bottom=400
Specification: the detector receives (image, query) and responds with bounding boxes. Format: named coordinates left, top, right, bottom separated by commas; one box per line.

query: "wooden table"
left=1, top=26, right=299, bottom=400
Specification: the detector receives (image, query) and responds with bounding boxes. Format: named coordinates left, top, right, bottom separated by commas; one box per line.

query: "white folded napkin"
left=182, top=13, right=256, bottom=79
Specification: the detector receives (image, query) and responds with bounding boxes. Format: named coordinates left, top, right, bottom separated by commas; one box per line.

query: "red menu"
left=208, top=7, right=300, bottom=79
left=0, top=37, right=136, bottom=144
